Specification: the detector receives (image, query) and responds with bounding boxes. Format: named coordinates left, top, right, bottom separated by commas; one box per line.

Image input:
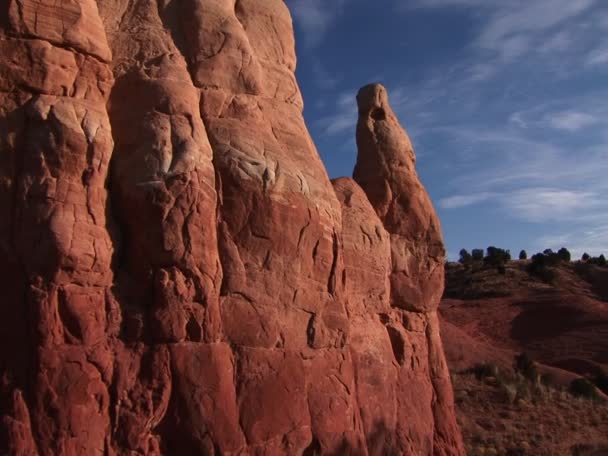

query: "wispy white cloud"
left=439, top=192, right=497, bottom=209
left=288, top=0, right=347, bottom=48
left=501, top=188, right=601, bottom=222
left=408, top=0, right=597, bottom=77
left=476, top=0, right=594, bottom=47
left=317, top=112, right=356, bottom=136
left=316, top=90, right=357, bottom=136
left=545, top=111, right=598, bottom=131
left=509, top=112, right=527, bottom=128
left=467, top=63, right=497, bottom=81
left=506, top=96, right=608, bottom=135
left=585, top=46, right=608, bottom=66
left=537, top=225, right=608, bottom=258
left=495, top=35, right=531, bottom=61
left=406, top=0, right=492, bottom=8
left=539, top=31, right=573, bottom=53
left=441, top=187, right=603, bottom=223
left=311, top=60, right=340, bottom=89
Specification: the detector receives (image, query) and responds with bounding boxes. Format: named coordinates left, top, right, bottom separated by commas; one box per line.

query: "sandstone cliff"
left=0, top=1, right=464, bottom=455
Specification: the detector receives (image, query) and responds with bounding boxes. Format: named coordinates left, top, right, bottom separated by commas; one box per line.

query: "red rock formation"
left=351, top=84, right=464, bottom=455
left=0, top=1, right=463, bottom=455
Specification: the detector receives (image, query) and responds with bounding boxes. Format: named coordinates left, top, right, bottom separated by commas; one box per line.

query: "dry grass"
left=453, top=370, right=608, bottom=455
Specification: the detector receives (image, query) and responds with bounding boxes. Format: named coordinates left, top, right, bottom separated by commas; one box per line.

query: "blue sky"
left=286, top=0, right=608, bottom=260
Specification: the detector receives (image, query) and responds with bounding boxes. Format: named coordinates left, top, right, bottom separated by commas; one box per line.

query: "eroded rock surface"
left=0, top=1, right=463, bottom=455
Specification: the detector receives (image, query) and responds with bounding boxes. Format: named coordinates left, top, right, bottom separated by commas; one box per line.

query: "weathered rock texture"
left=0, top=1, right=463, bottom=455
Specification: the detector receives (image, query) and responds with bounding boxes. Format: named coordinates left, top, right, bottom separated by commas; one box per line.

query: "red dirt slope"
left=440, top=260, right=608, bottom=455
left=441, top=260, right=608, bottom=380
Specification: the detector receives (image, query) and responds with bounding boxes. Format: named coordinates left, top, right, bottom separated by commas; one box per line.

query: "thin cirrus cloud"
left=586, top=46, right=608, bottom=66
left=545, top=111, right=598, bottom=132
left=287, top=0, right=347, bottom=48
left=440, top=188, right=602, bottom=223
left=539, top=31, right=573, bottom=53
left=410, top=0, right=596, bottom=65
left=316, top=90, right=357, bottom=136
left=509, top=96, right=607, bottom=134
left=438, top=192, right=497, bottom=209
left=311, top=60, right=341, bottom=89
left=537, top=223, right=608, bottom=258
left=502, top=188, right=601, bottom=222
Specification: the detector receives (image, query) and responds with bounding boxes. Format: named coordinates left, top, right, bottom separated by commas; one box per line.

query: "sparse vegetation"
left=454, top=355, right=608, bottom=456
left=557, top=247, right=571, bottom=262
left=470, top=362, right=500, bottom=381
left=459, top=248, right=472, bottom=264
left=484, top=246, right=511, bottom=274
left=593, top=370, right=608, bottom=396
left=569, top=378, right=600, bottom=400
left=581, top=252, right=607, bottom=267
left=472, top=248, right=484, bottom=262
left=445, top=246, right=608, bottom=455
left=454, top=246, right=606, bottom=272
left=484, top=246, right=511, bottom=264
left=526, top=248, right=571, bottom=282
left=514, top=353, right=540, bottom=384
left=527, top=253, right=557, bottom=282
left=589, top=254, right=607, bottom=267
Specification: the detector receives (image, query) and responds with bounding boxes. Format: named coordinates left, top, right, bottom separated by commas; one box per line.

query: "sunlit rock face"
left=0, top=1, right=463, bottom=455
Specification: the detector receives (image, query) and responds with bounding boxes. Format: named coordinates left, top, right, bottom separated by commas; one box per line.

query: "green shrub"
left=459, top=248, right=472, bottom=264
left=471, top=249, right=484, bottom=262
left=557, top=247, right=571, bottom=262
left=586, top=254, right=607, bottom=266
left=484, top=246, right=511, bottom=267
left=527, top=252, right=558, bottom=282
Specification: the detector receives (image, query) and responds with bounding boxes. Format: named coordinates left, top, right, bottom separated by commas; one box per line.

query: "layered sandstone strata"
left=0, top=1, right=463, bottom=455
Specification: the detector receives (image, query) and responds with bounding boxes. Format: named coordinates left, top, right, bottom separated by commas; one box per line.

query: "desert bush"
left=470, top=363, right=500, bottom=381
left=471, top=249, right=484, bottom=262
left=569, top=378, right=599, bottom=400
left=499, top=381, right=518, bottom=404
left=514, top=353, right=540, bottom=384
left=557, top=247, right=571, bottom=262
left=518, top=250, right=527, bottom=260
left=527, top=252, right=559, bottom=282
left=515, top=381, right=532, bottom=402
left=584, top=254, right=607, bottom=266
left=592, top=370, right=608, bottom=395
left=484, top=246, right=511, bottom=267
left=459, top=248, right=472, bottom=264
left=581, top=252, right=590, bottom=261
left=540, top=372, right=555, bottom=386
